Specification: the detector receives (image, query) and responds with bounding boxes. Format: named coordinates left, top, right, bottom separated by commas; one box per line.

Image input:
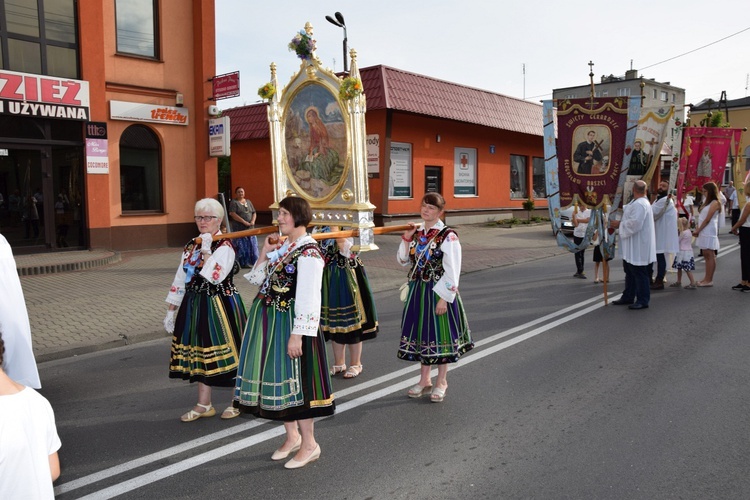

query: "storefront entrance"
left=0, top=144, right=85, bottom=252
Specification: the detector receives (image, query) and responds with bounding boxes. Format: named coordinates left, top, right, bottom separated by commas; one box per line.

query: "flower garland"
left=257, top=82, right=275, bottom=100
left=288, top=29, right=316, bottom=60
left=339, top=77, right=363, bottom=100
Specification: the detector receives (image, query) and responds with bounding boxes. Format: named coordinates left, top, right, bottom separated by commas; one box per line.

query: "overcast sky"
left=215, top=0, right=750, bottom=114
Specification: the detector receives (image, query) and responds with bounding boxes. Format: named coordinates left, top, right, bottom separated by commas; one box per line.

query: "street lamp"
left=325, top=11, right=348, bottom=74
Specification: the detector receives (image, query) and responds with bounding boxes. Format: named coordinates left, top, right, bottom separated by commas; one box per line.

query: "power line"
left=640, top=26, right=750, bottom=70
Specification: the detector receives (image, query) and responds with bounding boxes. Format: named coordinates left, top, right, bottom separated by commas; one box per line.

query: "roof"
left=223, top=64, right=543, bottom=141
left=691, top=96, right=750, bottom=111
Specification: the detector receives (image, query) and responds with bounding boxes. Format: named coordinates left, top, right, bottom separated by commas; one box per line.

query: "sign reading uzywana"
left=212, top=71, right=240, bottom=100
left=0, top=69, right=90, bottom=121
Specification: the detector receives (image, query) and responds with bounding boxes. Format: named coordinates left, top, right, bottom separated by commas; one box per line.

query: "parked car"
left=558, top=205, right=575, bottom=235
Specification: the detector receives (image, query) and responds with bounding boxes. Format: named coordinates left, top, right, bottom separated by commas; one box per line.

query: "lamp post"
left=325, top=11, right=348, bottom=74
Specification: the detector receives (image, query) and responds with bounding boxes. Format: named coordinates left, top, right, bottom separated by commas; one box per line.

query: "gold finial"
left=588, top=61, right=595, bottom=109
left=270, top=62, right=276, bottom=79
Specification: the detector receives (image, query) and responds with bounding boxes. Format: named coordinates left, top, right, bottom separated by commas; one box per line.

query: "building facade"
left=224, top=65, right=546, bottom=225
left=0, top=0, right=218, bottom=253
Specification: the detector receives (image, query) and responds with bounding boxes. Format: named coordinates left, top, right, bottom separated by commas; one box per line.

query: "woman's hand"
left=287, top=334, right=303, bottom=359
left=402, top=223, right=418, bottom=242
left=435, top=298, right=448, bottom=316
left=262, top=234, right=281, bottom=253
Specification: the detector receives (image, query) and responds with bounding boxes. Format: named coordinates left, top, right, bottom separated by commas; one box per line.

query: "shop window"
left=454, top=147, right=477, bottom=196
left=44, top=0, right=77, bottom=43
left=532, top=157, right=546, bottom=198
left=510, top=155, right=528, bottom=199
left=115, top=0, right=159, bottom=58
left=120, top=125, right=163, bottom=212
left=8, top=39, right=42, bottom=74
left=46, top=45, right=77, bottom=79
left=6, top=0, right=40, bottom=37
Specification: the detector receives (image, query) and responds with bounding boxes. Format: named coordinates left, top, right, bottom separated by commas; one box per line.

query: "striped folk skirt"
left=321, top=261, right=378, bottom=344
left=233, top=298, right=335, bottom=421
left=397, top=280, right=473, bottom=364
left=169, top=290, right=245, bottom=386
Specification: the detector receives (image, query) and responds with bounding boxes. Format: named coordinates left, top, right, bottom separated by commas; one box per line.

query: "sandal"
left=180, top=403, right=215, bottom=422
left=430, top=386, right=447, bottom=403
left=329, top=364, right=347, bottom=376
left=407, top=383, right=433, bottom=398
left=669, top=282, right=682, bottom=288
left=343, top=364, right=363, bottom=379
left=221, top=406, right=240, bottom=419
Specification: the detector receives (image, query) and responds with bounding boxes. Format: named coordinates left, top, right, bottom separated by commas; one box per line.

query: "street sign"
left=212, top=71, right=240, bottom=100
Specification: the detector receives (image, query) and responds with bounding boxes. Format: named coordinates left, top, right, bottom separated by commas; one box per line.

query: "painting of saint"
left=572, top=127, right=611, bottom=175
left=284, top=83, right=347, bottom=199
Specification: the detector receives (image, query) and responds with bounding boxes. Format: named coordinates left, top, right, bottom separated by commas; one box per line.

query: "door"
left=425, top=166, right=442, bottom=194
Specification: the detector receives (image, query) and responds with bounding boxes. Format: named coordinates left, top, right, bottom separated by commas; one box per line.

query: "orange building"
left=0, top=0, right=218, bottom=253
left=224, top=65, right=546, bottom=225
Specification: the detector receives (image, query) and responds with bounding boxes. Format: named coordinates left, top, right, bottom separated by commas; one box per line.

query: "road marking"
left=65, top=293, right=612, bottom=499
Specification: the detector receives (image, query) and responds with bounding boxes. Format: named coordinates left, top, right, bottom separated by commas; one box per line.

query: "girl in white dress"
left=692, top=182, right=721, bottom=286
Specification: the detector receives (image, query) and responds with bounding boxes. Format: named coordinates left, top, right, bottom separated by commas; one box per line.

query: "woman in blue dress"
left=397, top=193, right=473, bottom=403
left=233, top=196, right=334, bottom=469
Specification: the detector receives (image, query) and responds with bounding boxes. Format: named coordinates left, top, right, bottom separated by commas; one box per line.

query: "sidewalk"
left=16, top=223, right=567, bottom=363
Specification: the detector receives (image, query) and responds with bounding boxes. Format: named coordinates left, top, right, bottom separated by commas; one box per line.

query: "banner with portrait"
left=676, top=127, right=743, bottom=200
left=621, top=106, right=674, bottom=205
left=554, top=97, right=633, bottom=209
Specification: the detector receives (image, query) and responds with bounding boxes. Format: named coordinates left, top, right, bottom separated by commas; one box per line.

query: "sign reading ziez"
left=0, top=69, right=90, bottom=121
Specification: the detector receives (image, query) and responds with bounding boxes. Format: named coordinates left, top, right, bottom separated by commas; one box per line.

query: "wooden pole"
left=195, top=224, right=416, bottom=245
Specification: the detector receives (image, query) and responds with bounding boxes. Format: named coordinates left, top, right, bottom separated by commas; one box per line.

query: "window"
left=671, top=93, right=676, bottom=103
left=388, top=142, right=412, bottom=198
left=115, top=0, right=158, bottom=58
left=595, top=90, right=609, bottom=97
left=652, top=89, right=657, bottom=99
left=617, top=88, right=630, bottom=97
left=454, top=148, right=477, bottom=196
left=745, top=146, right=750, bottom=175
left=660, top=91, right=668, bottom=102
left=0, top=0, right=78, bottom=78
left=532, top=157, right=546, bottom=198
left=510, top=155, right=527, bottom=199
left=120, top=125, right=163, bottom=212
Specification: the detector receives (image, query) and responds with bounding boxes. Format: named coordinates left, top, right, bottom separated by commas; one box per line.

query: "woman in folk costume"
left=316, top=226, right=378, bottom=379
left=398, top=193, right=473, bottom=403
left=164, top=198, right=246, bottom=422
left=233, top=196, right=334, bottom=469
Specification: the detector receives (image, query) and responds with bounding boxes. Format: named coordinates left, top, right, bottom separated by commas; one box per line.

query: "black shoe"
left=612, top=299, right=634, bottom=305
left=573, top=273, right=581, bottom=278
left=650, top=283, right=664, bottom=290
left=732, top=283, right=745, bottom=290
left=742, top=286, right=750, bottom=292
left=628, top=303, right=649, bottom=310
left=578, top=273, right=587, bottom=279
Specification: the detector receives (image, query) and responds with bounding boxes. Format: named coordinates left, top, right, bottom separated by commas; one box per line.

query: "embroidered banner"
left=555, top=97, right=631, bottom=208
left=676, top=127, right=743, bottom=200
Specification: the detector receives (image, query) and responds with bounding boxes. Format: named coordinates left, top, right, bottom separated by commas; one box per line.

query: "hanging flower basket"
left=288, top=29, right=316, bottom=60
left=258, top=82, right=276, bottom=100
left=339, top=77, right=363, bottom=100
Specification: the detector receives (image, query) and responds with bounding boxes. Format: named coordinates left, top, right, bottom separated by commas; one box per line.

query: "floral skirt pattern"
left=169, top=290, right=245, bottom=387
left=672, top=250, right=696, bottom=271
left=397, top=280, right=473, bottom=364
left=233, top=298, right=335, bottom=421
left=321, top=261, right=378, bottom=344
left=234, top=235, right=258, bottom=267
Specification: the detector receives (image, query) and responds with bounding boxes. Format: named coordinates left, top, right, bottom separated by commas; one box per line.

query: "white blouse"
left=165, top=232, right=236, bottom=307
left=397, top=219, right=462, bottom=303
left=245, top=234, right=323, bottom=337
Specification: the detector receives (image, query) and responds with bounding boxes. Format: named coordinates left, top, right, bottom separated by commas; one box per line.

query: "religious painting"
left=571, top=126, right=611, bottom=176
left=283, top=82, right=347, bottom=200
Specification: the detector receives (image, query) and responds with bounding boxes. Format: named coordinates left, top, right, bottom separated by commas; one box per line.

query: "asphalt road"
left=44, top=236, right=750, bottom=500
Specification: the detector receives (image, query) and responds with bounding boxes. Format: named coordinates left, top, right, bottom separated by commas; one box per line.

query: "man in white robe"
left=610, top=180, right=656, bottom=309
left=0, top=233, right=41, bottom=388
left=651, top=181, right=680, bottom=289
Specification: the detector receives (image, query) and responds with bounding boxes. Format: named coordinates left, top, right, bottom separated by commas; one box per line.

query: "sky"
left=215, top=0, right=750, bottom=115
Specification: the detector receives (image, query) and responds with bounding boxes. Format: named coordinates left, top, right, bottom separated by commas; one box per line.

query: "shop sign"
left=454, top=147, right=477, bottom=196
left=0, top=69, right=90, bottom=121
left=208, top=116, right=230, bottom=157
left=110, top=100, right=188, bottom=125
left=367, top=134, right=379, bottom=176
left=389, top=142, right=412, bottom=198
left=211, top=71, right=240, bottom=100
left=86, top=138, right=109, bottom=175
left=86, top=121, right=107, bottom=139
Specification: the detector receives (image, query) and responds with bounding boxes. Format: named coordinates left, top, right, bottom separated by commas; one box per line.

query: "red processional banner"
left=556, top=97, right=630, bottom=208
left=676, top=127, right=742, bottom=198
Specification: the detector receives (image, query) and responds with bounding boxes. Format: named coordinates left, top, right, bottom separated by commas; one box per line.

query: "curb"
left=17, top=252, right=122, bottom=276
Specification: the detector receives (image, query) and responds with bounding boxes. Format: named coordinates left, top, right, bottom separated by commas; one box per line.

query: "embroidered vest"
left=184, top=239, right=239, bottom=296
left=407, top=227, right=455, bottom=283
left=259, top=242, right=321, bottom=312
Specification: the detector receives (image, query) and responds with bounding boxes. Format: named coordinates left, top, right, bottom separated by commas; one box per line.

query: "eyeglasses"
left=194, top=216, right=219, bottom=222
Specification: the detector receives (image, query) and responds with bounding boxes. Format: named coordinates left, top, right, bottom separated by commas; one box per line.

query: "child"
left=0, top=333, right=61, bottom=498
left=671, top=217, right=697, bottom=289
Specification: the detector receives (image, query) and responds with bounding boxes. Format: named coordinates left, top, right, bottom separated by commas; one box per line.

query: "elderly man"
left=610, top=180, right=656, bottom=309
left=651, top=181, right=680, bottom=289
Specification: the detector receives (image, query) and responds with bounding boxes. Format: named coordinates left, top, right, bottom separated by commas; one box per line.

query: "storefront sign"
left=86, top=138, right=109, bottom=174
left=367, top=134, right=380, bottom=176
left=86, top=121, right=107, bottom=139
left=110, top=100, right=188, bottom=125
left=454, top=147, right=477, bottom=196
left=0, top=69, right=90, bottom=121
left=208, top=116, right=230, bottom=157
left=212, top=71, right=240, bottom=100
left=389, top=142, right=412, bottom=198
